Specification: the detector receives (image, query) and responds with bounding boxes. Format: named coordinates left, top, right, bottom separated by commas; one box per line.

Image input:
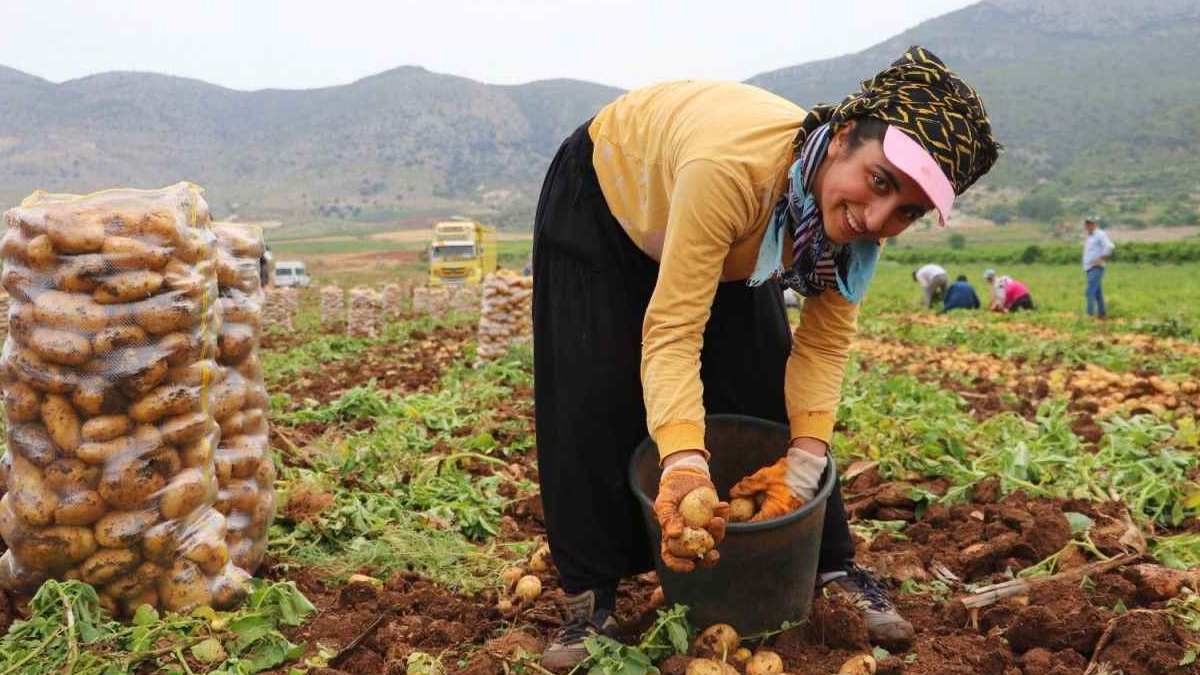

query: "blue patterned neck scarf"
left=748, top=123, right=879, bottom=304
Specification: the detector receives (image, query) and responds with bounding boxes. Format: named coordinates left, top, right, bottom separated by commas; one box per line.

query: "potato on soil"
left=499, top=566, right=524, bottom=590
left=745, top=650, right=784, bottom=675
left=837, top=654, right=876, bottom=675
left=514, top=575, right=542, bottom=602
left=41, top=394, right=81, bottom=453
left=649, top=585, right=666, bottom=608
left=693, top=624, right=740, bottom=658
left=679, top=486, right=719, bottom=528
left=29, top=327, right=92, bottom=366
left=732, top=648, right=752, bottom=664
left=686, top=659, right=738, bottom=675
left=666, top=526, right=714, bottom=559
left=528, top=542, right=552, bottom=572
left=729, top=497, right=757, bottom=523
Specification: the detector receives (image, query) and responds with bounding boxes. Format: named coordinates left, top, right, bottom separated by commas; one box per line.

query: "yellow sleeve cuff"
left=654, top=421, right=708, bottom=463
left=788, top=411, right=835, bottom=445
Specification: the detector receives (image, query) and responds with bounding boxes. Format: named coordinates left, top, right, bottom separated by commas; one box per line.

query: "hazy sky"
left=0, top=0, right=977, bottom=91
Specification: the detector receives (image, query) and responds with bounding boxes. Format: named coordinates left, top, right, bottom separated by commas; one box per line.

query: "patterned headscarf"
left=793, top=45, right=1000, bottom=195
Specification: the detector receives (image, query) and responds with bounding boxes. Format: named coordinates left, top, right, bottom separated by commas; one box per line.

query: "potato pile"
left=211, top=223, right=274, bottom=575
left=347, top=286, right=382, bottom=338
left=262, top=287, right=297, bottom=331
left=411, top=284, right=480, bottom=317
left=381, top=283, right=405, bottom=319
left=319, top=285, right=344, bottom=331
left=0, top=183, right=248, bottom=616
left=476, top=271, right=532, bottom=362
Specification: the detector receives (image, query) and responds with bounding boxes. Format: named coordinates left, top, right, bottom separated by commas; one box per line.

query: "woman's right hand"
left=654, top=453, right=728, bottom=572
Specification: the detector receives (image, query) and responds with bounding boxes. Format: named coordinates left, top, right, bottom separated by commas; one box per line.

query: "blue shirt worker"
left=941, top=274, right=980, bottom=312
left=1082, top=217, right=1114, bottom=318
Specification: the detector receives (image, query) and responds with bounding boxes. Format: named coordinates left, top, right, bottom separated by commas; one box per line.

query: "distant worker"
left=940, top=274, right=980, bottom=312
left=912, top=263, right=949, bottom=308
left=984, top=268, right=1033, bottom=312
left=260, top=245, right=274, bottom=288
left=1082, top=216, right=1114, bottom=319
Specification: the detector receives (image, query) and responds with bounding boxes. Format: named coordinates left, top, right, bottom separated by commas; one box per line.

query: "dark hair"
left=957, top=274, right=967, bottom=282
left=844, top=116, right=889, bottom=152
left=911, top=269, right=918, bottom=281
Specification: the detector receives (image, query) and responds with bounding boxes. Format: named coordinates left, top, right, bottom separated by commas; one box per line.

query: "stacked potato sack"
left=347, top=286, right=383, bottom=338
left=381, top=283, right=404, bottom=319
left=319, top=285, right=344, bottom=332
left=262, top=287, right=297, bottom=331
left=476, top=271, right=533, bottom=361
left=412, top=284, right=482, bottom=317
left=0, top=183, right=248, bottom=616
left=211, top=223, right=274, bottom=575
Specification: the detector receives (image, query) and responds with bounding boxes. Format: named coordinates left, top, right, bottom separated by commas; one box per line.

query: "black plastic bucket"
left=629, top=414, right=836, bottom=635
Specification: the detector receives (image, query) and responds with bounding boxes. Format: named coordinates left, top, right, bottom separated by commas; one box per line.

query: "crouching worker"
left=531, top=46, right=999, bottom=669
left=941, top=274, right=981, bottom=312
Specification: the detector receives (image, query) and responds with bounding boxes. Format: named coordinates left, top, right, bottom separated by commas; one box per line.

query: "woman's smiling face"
left=812, top=120, right=935, bottom=245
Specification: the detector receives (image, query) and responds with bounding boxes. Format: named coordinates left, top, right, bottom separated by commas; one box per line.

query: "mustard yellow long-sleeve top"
left=588, top=81, right=860, bottom=460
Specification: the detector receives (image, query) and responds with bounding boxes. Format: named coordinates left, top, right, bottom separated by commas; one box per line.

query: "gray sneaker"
left=819, top=565, right=916, bottom=648
left=540, top=590, right=619, bottom=671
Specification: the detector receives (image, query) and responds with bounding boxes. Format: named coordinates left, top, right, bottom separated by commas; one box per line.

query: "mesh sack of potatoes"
left=0, top=183, right=250, bottom=616
left=476, top=271, right=532, bottom=361
left=318, top=285, right=344, bottom=331
left=211, top=223, right=275, bottom=575
left=410, top=285, right=445, bottom=316
left=262, top=287, right=296, bottom=332
left=347, top=286, right=382, bottom=338
left=380, top=283, right=404, bottom=319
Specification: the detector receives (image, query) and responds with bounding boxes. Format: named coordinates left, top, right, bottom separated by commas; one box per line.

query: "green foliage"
left=1017, top=191, right=1065, bottom=222
left=0, top=579, right=312, bottom=675
left=580, top=604, right=693, bottom=674
left=947, top=233, right=966, bottom=250
left=882, top=239, right=1200, bottom=266
left=980, top=201, right=1015, bottom=225
left=269, top=348, right=537, bottom=589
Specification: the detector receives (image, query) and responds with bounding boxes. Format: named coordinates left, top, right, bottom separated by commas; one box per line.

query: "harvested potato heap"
left=347, top=286, right=383, bottom=338
left=318, top=285, right=344, bottom=331
left=211, top=223, right=274, bottom=575
left=262, top=287, right=297, bottom=331
left=380, top=283, right=404, bottom=319
left=476, top=271, right=532, bottom=362
left=0, top=183, right=249, bottom=617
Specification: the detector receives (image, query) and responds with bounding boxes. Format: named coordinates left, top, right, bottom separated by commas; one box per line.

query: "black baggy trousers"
left=531, top=121, right=855, bottom=603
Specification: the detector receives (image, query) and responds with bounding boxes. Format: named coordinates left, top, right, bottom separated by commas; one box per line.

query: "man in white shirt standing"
left=913, top=263, right=949, bottom=309
left=1082, top=217, right=1115, bottom=319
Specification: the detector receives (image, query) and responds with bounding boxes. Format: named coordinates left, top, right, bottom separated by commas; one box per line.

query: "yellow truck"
left=428, top=219, right=498, bottom=285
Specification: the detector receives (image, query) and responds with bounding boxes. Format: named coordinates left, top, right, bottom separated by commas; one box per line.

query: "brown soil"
left=273, top=324, right=473, bottom=415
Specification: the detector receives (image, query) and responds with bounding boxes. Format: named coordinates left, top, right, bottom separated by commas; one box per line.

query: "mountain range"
left=0, top=0, right=1197, bottom=231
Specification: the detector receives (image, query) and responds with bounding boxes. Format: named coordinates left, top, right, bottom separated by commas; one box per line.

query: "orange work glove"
left=654, top=463, right=729, bottom=573
left=730, top=448, right=827, bottom=522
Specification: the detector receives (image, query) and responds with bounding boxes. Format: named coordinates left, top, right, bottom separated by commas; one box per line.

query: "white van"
left=273, top=260, right=311, bottom=288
